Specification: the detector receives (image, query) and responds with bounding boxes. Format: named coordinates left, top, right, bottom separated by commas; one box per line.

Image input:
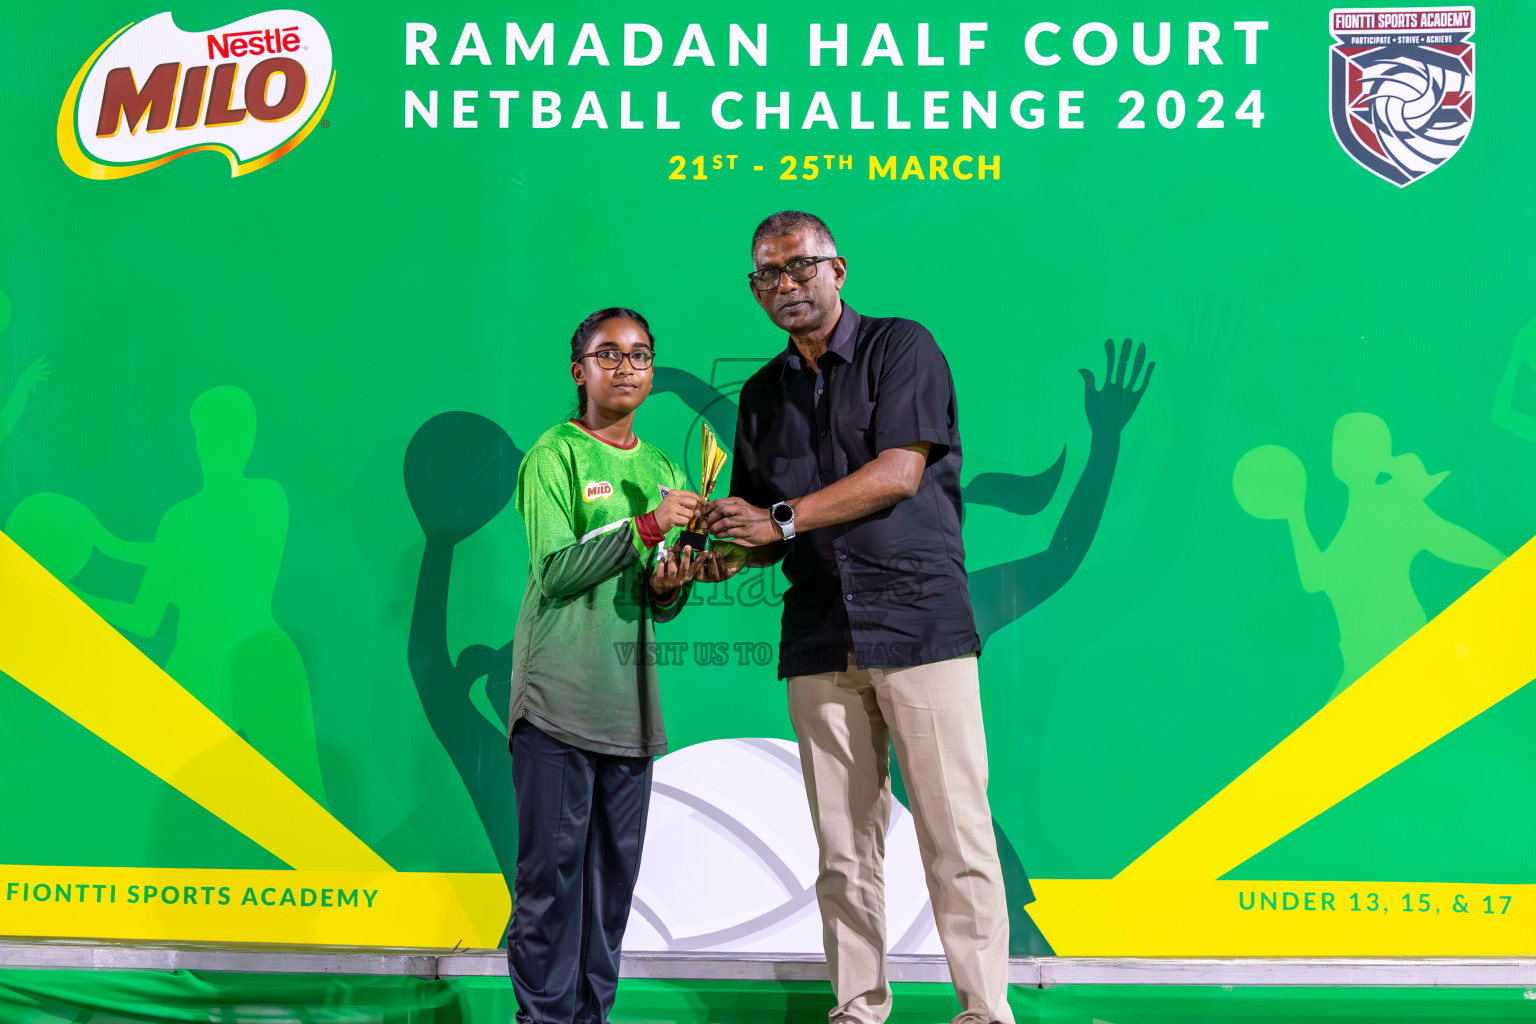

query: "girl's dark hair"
left=570, top=307, right=654, bottom=418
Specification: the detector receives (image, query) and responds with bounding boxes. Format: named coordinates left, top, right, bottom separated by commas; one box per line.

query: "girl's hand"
left=653, top=488, right=702, bottom=532
left=693, top=544, right=750, bottom=583
left=649, top=544, right=701, bottom=597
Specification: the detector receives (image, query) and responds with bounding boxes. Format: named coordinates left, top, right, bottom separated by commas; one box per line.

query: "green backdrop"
left=2, top=0, right=1533, bottom=956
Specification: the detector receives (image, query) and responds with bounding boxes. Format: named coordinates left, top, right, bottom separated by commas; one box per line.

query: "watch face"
left=773, top=504, right=792, bottom=523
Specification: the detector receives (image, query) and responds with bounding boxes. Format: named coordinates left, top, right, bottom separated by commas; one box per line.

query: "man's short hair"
left=750, top=210, right=837, bottom=261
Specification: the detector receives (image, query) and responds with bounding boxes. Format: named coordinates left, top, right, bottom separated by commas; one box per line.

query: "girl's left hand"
left=649, top=544, right=700, bottom=597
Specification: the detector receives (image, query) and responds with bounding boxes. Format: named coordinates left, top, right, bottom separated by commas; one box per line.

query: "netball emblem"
left=1329, top=7, right=1474, bottom=187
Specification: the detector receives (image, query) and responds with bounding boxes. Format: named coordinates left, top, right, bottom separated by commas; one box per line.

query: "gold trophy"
left=679, top=422, right=727, bottom=553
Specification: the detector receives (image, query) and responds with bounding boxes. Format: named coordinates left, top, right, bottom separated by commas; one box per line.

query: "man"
left=698, top=211, right=1013, bottom=1024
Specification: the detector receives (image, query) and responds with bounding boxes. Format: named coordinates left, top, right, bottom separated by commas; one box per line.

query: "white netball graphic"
left=1358, top=55, right=1471, bottom=174
left=625, top=738, right=941, bottom=954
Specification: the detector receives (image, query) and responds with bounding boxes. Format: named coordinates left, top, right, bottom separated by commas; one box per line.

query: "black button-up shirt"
left=730, top=302, right=979, bottom=677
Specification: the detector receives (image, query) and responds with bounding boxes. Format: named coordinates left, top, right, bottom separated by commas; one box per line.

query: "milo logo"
left=584, top=481, right=614, bottom=501
left=58, top=10, right=336, bottom=180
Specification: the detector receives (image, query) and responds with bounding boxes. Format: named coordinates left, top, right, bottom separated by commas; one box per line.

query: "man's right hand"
left=653, top=488, right=702, bottom=532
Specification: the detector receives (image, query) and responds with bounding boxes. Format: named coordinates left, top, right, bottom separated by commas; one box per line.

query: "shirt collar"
left=779, top=302, right=860, bottom=378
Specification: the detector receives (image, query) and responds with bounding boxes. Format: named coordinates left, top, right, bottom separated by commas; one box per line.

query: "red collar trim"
left=569, top=418, right=639, bottom=450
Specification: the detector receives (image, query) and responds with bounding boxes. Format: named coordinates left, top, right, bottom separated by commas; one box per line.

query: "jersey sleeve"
left=517, top=445, right=643, bottom=600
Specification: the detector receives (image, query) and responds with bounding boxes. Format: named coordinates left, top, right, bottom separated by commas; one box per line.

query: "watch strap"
left=772, top=501, right=796, bottom=540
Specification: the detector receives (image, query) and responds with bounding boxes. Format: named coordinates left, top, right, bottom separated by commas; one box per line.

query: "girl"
left=507, top=307, right=702, bottom=1024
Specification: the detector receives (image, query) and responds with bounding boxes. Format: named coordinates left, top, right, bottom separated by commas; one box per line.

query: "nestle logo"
left=207, top=26, right=300, bottom=59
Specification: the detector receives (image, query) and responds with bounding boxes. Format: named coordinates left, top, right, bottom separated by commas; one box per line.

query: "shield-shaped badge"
left=1329, top=7, right=1475, bottom=187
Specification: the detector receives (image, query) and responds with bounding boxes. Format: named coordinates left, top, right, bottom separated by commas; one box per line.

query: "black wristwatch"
left=770, top=501, right=796, bottom=540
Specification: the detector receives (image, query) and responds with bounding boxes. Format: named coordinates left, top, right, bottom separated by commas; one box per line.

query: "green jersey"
left=510, top=419, right=691, bottom=757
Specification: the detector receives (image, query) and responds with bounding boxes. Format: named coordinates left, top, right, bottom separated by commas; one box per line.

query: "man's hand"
left=692, top=543, right=752, bottom=583
left=701, top=496, right=782, bottom=547
left=649, top=544, right=701, bottom=597
left=652, top=488, right=702, bottom=532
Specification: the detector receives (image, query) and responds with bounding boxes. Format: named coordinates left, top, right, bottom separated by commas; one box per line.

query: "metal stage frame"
left=1, top=939, right=1534, bottom=987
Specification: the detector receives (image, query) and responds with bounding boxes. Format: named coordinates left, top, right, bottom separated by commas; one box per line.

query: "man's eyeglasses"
left=747, top=255, right=837, bottom=292
left=582, top=349, right=653, bottom=370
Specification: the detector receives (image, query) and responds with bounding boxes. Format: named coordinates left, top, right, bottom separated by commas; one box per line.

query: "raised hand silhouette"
left=970, top=340, right=1156, bottom=646
left=1080, top=338, right=1155, bottom=436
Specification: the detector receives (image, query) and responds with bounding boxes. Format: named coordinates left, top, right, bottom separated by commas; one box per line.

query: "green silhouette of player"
left=1235, top=412, right=1505, bottom=701
left=0, top=289, right=48, bottom=444
left=18, top=386, right=329, bottom=805
left=967, top=338, right=1156, bottom=646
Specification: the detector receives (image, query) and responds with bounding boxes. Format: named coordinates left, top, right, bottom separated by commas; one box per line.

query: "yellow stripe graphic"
left=1119, top=534, right=1536, bottom=880
left=0, top=531, right=390, bottom=871
left=0, top=865, right=507, bottom=948
left=1029, top=879, right=1534, bottom=956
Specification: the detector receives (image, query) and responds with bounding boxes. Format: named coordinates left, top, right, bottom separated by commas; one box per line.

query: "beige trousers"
left=788, top=652, right=1013, bottom=1024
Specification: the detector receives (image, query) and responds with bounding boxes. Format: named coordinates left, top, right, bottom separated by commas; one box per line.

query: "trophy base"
left=677, top=530, right=710, bottom=554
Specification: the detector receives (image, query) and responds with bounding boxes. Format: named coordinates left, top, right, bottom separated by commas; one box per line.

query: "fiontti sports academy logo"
left=1329, top=6, right=1474, bottom=187
left=57, top=10, right=335, bottom=180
